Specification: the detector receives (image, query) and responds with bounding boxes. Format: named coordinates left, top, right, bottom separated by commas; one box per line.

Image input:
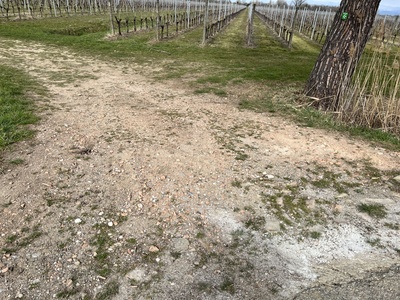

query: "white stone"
left=126, top=269, right=147, bottom=282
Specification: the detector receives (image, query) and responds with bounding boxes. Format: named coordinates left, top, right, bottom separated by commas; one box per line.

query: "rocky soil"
left=0, top=38, right=400, bottom=299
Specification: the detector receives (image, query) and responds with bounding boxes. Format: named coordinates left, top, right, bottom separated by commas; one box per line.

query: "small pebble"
left=149, top=245, right=159, bottom=253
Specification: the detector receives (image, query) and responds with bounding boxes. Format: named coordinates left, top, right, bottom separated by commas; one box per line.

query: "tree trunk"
left=115, top=16, right=122, bottom=35
left=304, top=0, right=381, bottom=110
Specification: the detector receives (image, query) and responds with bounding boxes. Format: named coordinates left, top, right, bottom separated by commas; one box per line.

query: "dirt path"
left=0, top=38, right=400, bottom=299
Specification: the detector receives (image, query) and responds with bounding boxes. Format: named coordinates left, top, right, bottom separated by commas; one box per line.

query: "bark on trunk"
left=304, top=0, right=381, bottom=110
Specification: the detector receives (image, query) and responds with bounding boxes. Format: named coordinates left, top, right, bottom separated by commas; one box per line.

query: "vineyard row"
left=110, top=6, right=244, bottom=40
left=255, top=4, right=400, bottom=47
left=0, top=0, right=244, bottom=21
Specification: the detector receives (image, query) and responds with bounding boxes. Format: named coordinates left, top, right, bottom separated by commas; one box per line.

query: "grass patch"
left=126, top=238, right=137, bottom=245
left=194, top=87, right=227, bottom=97
left=366, top=238, right=382, bottom=248
left=2, top=224, right=43, bottom=254
left=384, top=223, right=400, bottom=230
left=91, top=224, right=114, bottom=277
left=310, top=231, right=322, bottom=239
left=229, top=229, right=254, bottom=251
left=305, top=231, right=322, bottom=239
left=262, top=194, right=293, bottom=227
left=9, top=158, right=25, bottom=165
left=260, top=190, right=318, bottom=227
left=309, top=167, right=355, bottom=193
left=219, top=277, right=235, bottom=295
left=244, top=216, right=266, bottom=231
left=95, top=280, right=119, bottom=300
left=362, top=160, right=383, bottom=179
left=235, top=151, right=249, bottom=161
left=357, top=203, right=387, bottom=219
left=196, top=231, right=205, bottom=239
left=197, top=281, right=213, bottom=293
left=0, top=65, right=43, bottom=149
left=231, top=179, right=242, bottom=188
left=56, top=287, right=81, bottom=298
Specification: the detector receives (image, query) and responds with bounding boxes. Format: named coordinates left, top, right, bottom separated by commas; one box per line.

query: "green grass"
left=2, top=224, right=43, bottom=254
left=9, top=158, right=25, bottom=165
left=56, top=287, right=81, bottom=298
left=91, top=225, right=114, bottom=277
left=0, top=65, right=43, bottom=149
left=0, top=11, right=317, bottom=84
left=220, top=277, right=235, bottom=295
left=310, top=231, right=322, bottom=239
left=0, top=10, right=399, bottom=148
left=357, top=203, right=387, bottom=219
left=244, top=216, right=266, bottom=231
left=95, top=280, right=120, bottom=300
left=231, top=179, right=242, bottom=188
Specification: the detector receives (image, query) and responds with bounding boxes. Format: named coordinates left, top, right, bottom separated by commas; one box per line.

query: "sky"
left=306, top=0, right=400, bottom=15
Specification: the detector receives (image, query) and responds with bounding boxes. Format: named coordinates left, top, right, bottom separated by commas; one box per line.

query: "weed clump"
left=357, top=203, right=387, bottom=219
left=220, top=277, right=235, bottom=295
left=95, top=280, right=119, bottom=300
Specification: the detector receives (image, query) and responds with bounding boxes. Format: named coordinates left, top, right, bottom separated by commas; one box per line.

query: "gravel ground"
left=0, top=38, right=399, bottom=300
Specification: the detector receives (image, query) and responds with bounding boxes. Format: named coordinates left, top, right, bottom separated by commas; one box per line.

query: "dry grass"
left=337, top=45, right=400, bottom=137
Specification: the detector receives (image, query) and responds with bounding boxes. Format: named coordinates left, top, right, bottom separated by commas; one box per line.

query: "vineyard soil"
left=0, top=39, right=400, bottom=299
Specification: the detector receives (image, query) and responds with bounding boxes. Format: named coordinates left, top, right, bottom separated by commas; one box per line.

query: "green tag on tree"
left=341, top=12, right=349, bottom=20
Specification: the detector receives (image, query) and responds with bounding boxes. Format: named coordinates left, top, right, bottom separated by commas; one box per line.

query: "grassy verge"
left=0, top=11, right=318, bottom=83
left=239, top=84, right=400, bottom=151
left=0, top=65, right=43, bottom=149
left=0, top=11, right=399, bottom=149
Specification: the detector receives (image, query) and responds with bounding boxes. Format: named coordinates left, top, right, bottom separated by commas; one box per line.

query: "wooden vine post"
left=246, top=3, right=255, bottom=46
left=288, top=0, right=306, bottom=49
left=109, top=0, right=115, bottom=35
left=187, top=0, right=191, bottom=29
left=305, top=0, right=381, bottom=110
left=202, top=0, right=210, bottom=45
left=156, top=0, right=160, bottom=40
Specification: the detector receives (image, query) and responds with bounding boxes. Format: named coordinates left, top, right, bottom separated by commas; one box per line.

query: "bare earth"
left=0, top=38, right=400, bottom=299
